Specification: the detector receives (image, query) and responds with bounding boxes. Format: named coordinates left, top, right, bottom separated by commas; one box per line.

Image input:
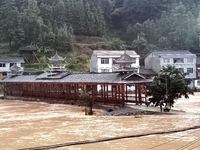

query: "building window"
left=173, top=58, right=184, bottom=63
left=101, top=69, right=109, bottom=72
left=187, top=68, right=193, bottom=74
left=163, top=58, right=170, bottom=63
left=132, top=58, right=136, bottom=63
left=178, top=68, right=184, bottom=73
left=10, top=63, right=16, bottom=67
left=0, top=63, right=6, bottom=67
left=101, top=58, right=109, bottom=64
left=187, top=58, right=193, bottom=63
left=197, top=81, right=200, bottom=86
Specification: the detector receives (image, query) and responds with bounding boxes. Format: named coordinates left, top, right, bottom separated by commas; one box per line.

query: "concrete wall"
left=144, top=53, right=161, bottom=73
left=91, top=54, right=140, bottom=73
left=90, top=54, right=98, bottom=72
left=0, top=62, right=23, bottom=73
left=161, top=57, right=196, bottom=79
left=97, top=57, right=113, bottom=72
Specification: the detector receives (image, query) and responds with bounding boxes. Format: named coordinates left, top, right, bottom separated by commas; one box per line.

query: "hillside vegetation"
left=0, top=0, right=200, bottom=72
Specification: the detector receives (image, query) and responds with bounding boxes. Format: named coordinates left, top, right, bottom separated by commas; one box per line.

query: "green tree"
left=80, top=93, right=93, bottom=115
left=131, top=32, right=148, bottom=57
left=44, top=31, right=55, bottom=47
left=71, top=0, right=84, bottom=34
left=39, top=3, right=52, bottom=24
left=157, top=11, right=172, bottom=38
left=93, top=6, right=106, bottom=36
left=112, top=0, right=168, bottom=30
left=99, top=0, right=114, bottom=27
left=148, top=65, right=193, bottom=111
left=22, top=0, right=42, bottom=45
left=55, top=25, right=74, bottom=52
left=84, top=2, right=93, bottom=35
left=52, top=0, right=66, bottom=27
left=106, top=37, right=126, bottom=50
left=158, top=37, right=170, bottom=49
left=168, top=2, right=196, bottom=49
left=0, top=0, right=25, bottom=50
left=141, top=19, right=158, bottom=44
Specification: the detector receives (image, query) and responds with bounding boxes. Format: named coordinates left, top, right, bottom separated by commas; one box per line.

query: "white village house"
left=90, top=50, right=140, bottom=73
left=90, top=50, right=148, bottom=92
left=0, top=57, right=24, bottom=78
left=144, top=50, right=197, bottom=88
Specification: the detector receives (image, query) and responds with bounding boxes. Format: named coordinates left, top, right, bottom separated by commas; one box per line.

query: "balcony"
left=48, top=64, right=66, bottom=72
left=48, top=64, right=65, bottom=69
left=112, top=64, right=138, bottom=73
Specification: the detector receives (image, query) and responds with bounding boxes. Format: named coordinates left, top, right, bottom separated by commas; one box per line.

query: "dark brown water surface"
left=0, top=93, right=200, bottom=150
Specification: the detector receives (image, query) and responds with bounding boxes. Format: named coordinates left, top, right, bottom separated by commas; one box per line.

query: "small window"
left=187, top=68, right=193, bottom=74
left=10, top=63, right=16, bottom=67
left=132, top=58, right=136, bottom=63
left=0, top=63, right=6, bottom=67
left=101, top=69, right=109, bottom=72
left=163, top=58, right=170, bottom=63
left=197, top=81, right=200, bottom=86
left=173, top=58, right=184, bottom=63
left=101, top=58, right=109, bottom=64
left=187, top=58, right=193, bottom=63
left=178, top=68, right=184, bottom=73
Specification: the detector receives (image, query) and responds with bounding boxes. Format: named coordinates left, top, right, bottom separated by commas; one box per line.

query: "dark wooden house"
left=19, top=46, right=38, bottom=64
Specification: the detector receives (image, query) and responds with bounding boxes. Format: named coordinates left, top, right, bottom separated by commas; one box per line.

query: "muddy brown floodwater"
left=0, top=93, right=200, bottom=150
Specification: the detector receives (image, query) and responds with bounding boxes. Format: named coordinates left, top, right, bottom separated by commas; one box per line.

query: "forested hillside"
left=0, top=0, right=200, bottom=71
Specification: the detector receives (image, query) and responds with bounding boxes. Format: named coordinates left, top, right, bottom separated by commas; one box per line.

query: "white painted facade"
left=90, top=50, right=140, bottom=73
left=0, top=57, right=24, bottom=75
left=0, top=63, right=23, bottom=72
left=145, top=51, right=197, bottom=88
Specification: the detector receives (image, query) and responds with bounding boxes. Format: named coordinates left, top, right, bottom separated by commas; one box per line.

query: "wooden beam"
left=138, top=84, right=142, bottom=105
left=135, top=84, right=138, bottom=105
left=121, top=84, right=125, bottom=106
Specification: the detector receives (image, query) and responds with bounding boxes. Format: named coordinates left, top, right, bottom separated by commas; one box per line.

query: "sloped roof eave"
left=2, top=72, right=153, bottom=84
left=114, top=60, right=136, bottom=64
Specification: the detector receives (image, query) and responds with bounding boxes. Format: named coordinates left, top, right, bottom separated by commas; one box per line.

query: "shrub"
left=79, top=93, right=93, bottom=115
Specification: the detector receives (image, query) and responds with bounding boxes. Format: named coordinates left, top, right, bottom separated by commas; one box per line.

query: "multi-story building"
left=0, top=57, right=24, bottom=77
left=195, top=53, right=200, bottom=89
left=90, top=50, right=140, bottom=73
left=144, top=50, right=197, bottom=88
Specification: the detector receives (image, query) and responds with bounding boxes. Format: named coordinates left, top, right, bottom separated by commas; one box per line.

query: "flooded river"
left=0, top=93, right=200, bottom=150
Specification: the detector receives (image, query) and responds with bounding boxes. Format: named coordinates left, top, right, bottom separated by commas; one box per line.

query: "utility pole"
left=165, top=75, right=168, bottom=98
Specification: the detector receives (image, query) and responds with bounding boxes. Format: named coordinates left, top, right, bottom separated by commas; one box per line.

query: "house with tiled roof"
left=195, top=53, right=200, bottom=89
left=0, top=57, right=24, bottom=78
left=144, top=50, right=197, bottom=88
left=90, top=50, right=140, bottom=73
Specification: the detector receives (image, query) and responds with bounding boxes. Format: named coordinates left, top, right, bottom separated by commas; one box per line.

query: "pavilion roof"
left=113, top=52, right=135, bottom=64
left=48, top=52, right=65, bottom=62
left=10, top=64, right=21, bottom=72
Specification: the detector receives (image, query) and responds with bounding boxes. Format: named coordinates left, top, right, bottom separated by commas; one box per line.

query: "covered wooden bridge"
left=2, top=72, right=152, bottom=106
